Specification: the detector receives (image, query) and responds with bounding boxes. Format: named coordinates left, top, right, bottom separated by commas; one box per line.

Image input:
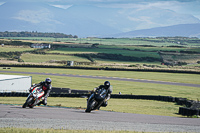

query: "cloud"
left=50, top=4, right=72, bottom=9
left=97, top=0, right=200, bottom=20
left=0, top=2, right=5, bottom=5
left=13, top=8, right=63, bottom=24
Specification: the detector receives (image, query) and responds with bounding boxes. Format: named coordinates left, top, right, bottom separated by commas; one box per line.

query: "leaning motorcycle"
left=22, top=86, right=44, bottom=108
left=85, top=87, right=107, bottom=113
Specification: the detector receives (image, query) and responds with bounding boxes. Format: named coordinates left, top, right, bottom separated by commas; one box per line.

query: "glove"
left=41, top=97, right=45, bottom=100
left=93, top=88, right=97, bottom=92
left=29, top=87, right=33, bottom=93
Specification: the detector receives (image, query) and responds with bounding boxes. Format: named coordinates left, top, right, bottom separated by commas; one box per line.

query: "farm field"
left=0, top=37, right=200, bottom=70
left=0, top=46, right=35, bottom=52
left=21, top=53, right=89, bottom=63
left=47, top=47, right=160, bottom=58
left=2, top=37, right=200, bottom=47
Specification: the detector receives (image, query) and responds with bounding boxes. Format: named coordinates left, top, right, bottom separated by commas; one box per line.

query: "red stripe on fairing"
left=31, top=87, right=37, bottom=93
left=38, top=92, right=44, bottom=99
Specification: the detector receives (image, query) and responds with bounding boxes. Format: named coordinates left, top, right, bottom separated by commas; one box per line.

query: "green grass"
left=188, top=47, right=200, bottom=52
left=98, top=45, right=187, bottom=52
left=0, top=46, right=35, bottom=52
left=0, top=127, right=145, bottom=133
left=0, top=67, right=198, bottom=117
left=1, top=38, right=200, bottom=69
left=21, top=53, right=90, bottom=63
left=1, top=67, right=200, bottom=100
left=47, top=47, right=160, bottom=58
left=93, top=58, right=162, bottom=65
left=3, top=37, right=200, bottom=47
left=2, top=67, right=200, bottom=84
left=0, top=97, right=180, bottom=117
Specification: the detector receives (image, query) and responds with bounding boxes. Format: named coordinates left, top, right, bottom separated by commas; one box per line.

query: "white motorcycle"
left=22, top=86, right=44, bottom=108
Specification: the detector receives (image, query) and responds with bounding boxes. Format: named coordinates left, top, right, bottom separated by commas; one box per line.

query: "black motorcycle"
left=85, top=87, right=107, bottom=113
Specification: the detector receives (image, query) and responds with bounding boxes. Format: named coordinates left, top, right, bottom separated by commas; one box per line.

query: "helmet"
left=45, top=78, right=51, bottom=85
left=104, top=81, right=110, bottom=89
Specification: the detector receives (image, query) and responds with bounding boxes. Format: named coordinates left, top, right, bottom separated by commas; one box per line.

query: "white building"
left=31, top=43, right=51, bottom=49
left=0, top=74, right=32, bottom=92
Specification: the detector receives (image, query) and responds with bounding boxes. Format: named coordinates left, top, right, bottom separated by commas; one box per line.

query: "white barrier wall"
left=0, top=74, right=32, bottom=92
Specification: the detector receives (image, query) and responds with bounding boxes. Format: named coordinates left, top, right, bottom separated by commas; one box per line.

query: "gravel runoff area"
left=0, top=104, right=200, bottom=132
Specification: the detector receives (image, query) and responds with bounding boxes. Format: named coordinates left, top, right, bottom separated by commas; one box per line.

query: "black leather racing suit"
left=95, top=85, right=112, bottom=107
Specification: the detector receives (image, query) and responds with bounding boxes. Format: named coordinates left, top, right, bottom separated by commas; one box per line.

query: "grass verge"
left=1, top=67, right=200, bottom=85
left=1, top=67, right=200, bottom=100
left=0, top=127, right=147, bottom=133
left=0, top=97, right=181, bottom=117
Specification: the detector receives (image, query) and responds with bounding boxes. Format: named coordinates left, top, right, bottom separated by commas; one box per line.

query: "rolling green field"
left=0, top=45, right=35, bottom=52
left=47, top=47, right=160, bottom=58
left=21, top=54, right=90, bottom=63
left=1, top=37, right=200, bottom=69
left=2, top=37, right=200, bottom=47
left=98, top=44, right=188, bottom=52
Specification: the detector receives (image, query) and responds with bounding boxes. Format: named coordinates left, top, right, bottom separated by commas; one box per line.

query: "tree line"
left=0, top=31, right=78, bottom=38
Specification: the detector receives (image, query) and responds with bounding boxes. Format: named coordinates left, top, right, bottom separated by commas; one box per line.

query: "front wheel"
left=85, top=100, right=95, bottom=113
left=22, top=97, right=33, bottom=108
left=22, top=102, right=27, bottom=108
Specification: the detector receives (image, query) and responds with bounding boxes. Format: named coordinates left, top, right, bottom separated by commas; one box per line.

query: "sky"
left=48, top=0, right=200, bottom=20
left=1, top=0, right=199, bottom=14
left=1, top=0, right=200, bottom=20
left=0, top=0, right=200, bottom=37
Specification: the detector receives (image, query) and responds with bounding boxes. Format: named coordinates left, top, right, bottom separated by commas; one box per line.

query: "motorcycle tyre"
left=29, top=105, right=34, bottom=108
left=85, top=100, right=95, bottom=113
left=22, top=97, right=33, bottom=108
left=22, top=102, right=27, bottom=108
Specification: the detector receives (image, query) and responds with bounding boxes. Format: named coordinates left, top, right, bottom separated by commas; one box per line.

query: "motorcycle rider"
left=92, top=81, right=112, bottom=107
left=29, top=78, right=52, bottom=106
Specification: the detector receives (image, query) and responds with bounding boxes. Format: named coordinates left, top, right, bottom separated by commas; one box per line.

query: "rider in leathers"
left=29, top=78, right=52, bottom=106
left=93, top=81, right=112, bottom=107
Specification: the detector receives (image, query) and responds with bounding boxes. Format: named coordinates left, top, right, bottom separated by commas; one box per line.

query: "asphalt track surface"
left=0, top=70, right=200, bottom=88
left=0, top=104, right=200, bottom=132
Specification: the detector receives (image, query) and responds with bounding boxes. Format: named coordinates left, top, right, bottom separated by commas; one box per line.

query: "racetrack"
left=0, top=70, right=200, bottom=88
left=0, top=104, right=200, bottom=132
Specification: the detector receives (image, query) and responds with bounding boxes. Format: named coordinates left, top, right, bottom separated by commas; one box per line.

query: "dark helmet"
left=45, top=78, right=51, bottom=85
left=104, top=81, right=110, bottom=89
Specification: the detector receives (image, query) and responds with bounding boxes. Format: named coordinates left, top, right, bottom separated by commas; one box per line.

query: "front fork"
left=87, top=93, right=94, bottom=103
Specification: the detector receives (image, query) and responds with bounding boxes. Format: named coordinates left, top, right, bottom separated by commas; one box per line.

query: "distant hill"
left=110, top=23, right=200, bottom=38
left=0, top=1, right=200, bottom=38
left=0, top=1, right=120, bottom=38
left=0, top=31, right=78, bottom=38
